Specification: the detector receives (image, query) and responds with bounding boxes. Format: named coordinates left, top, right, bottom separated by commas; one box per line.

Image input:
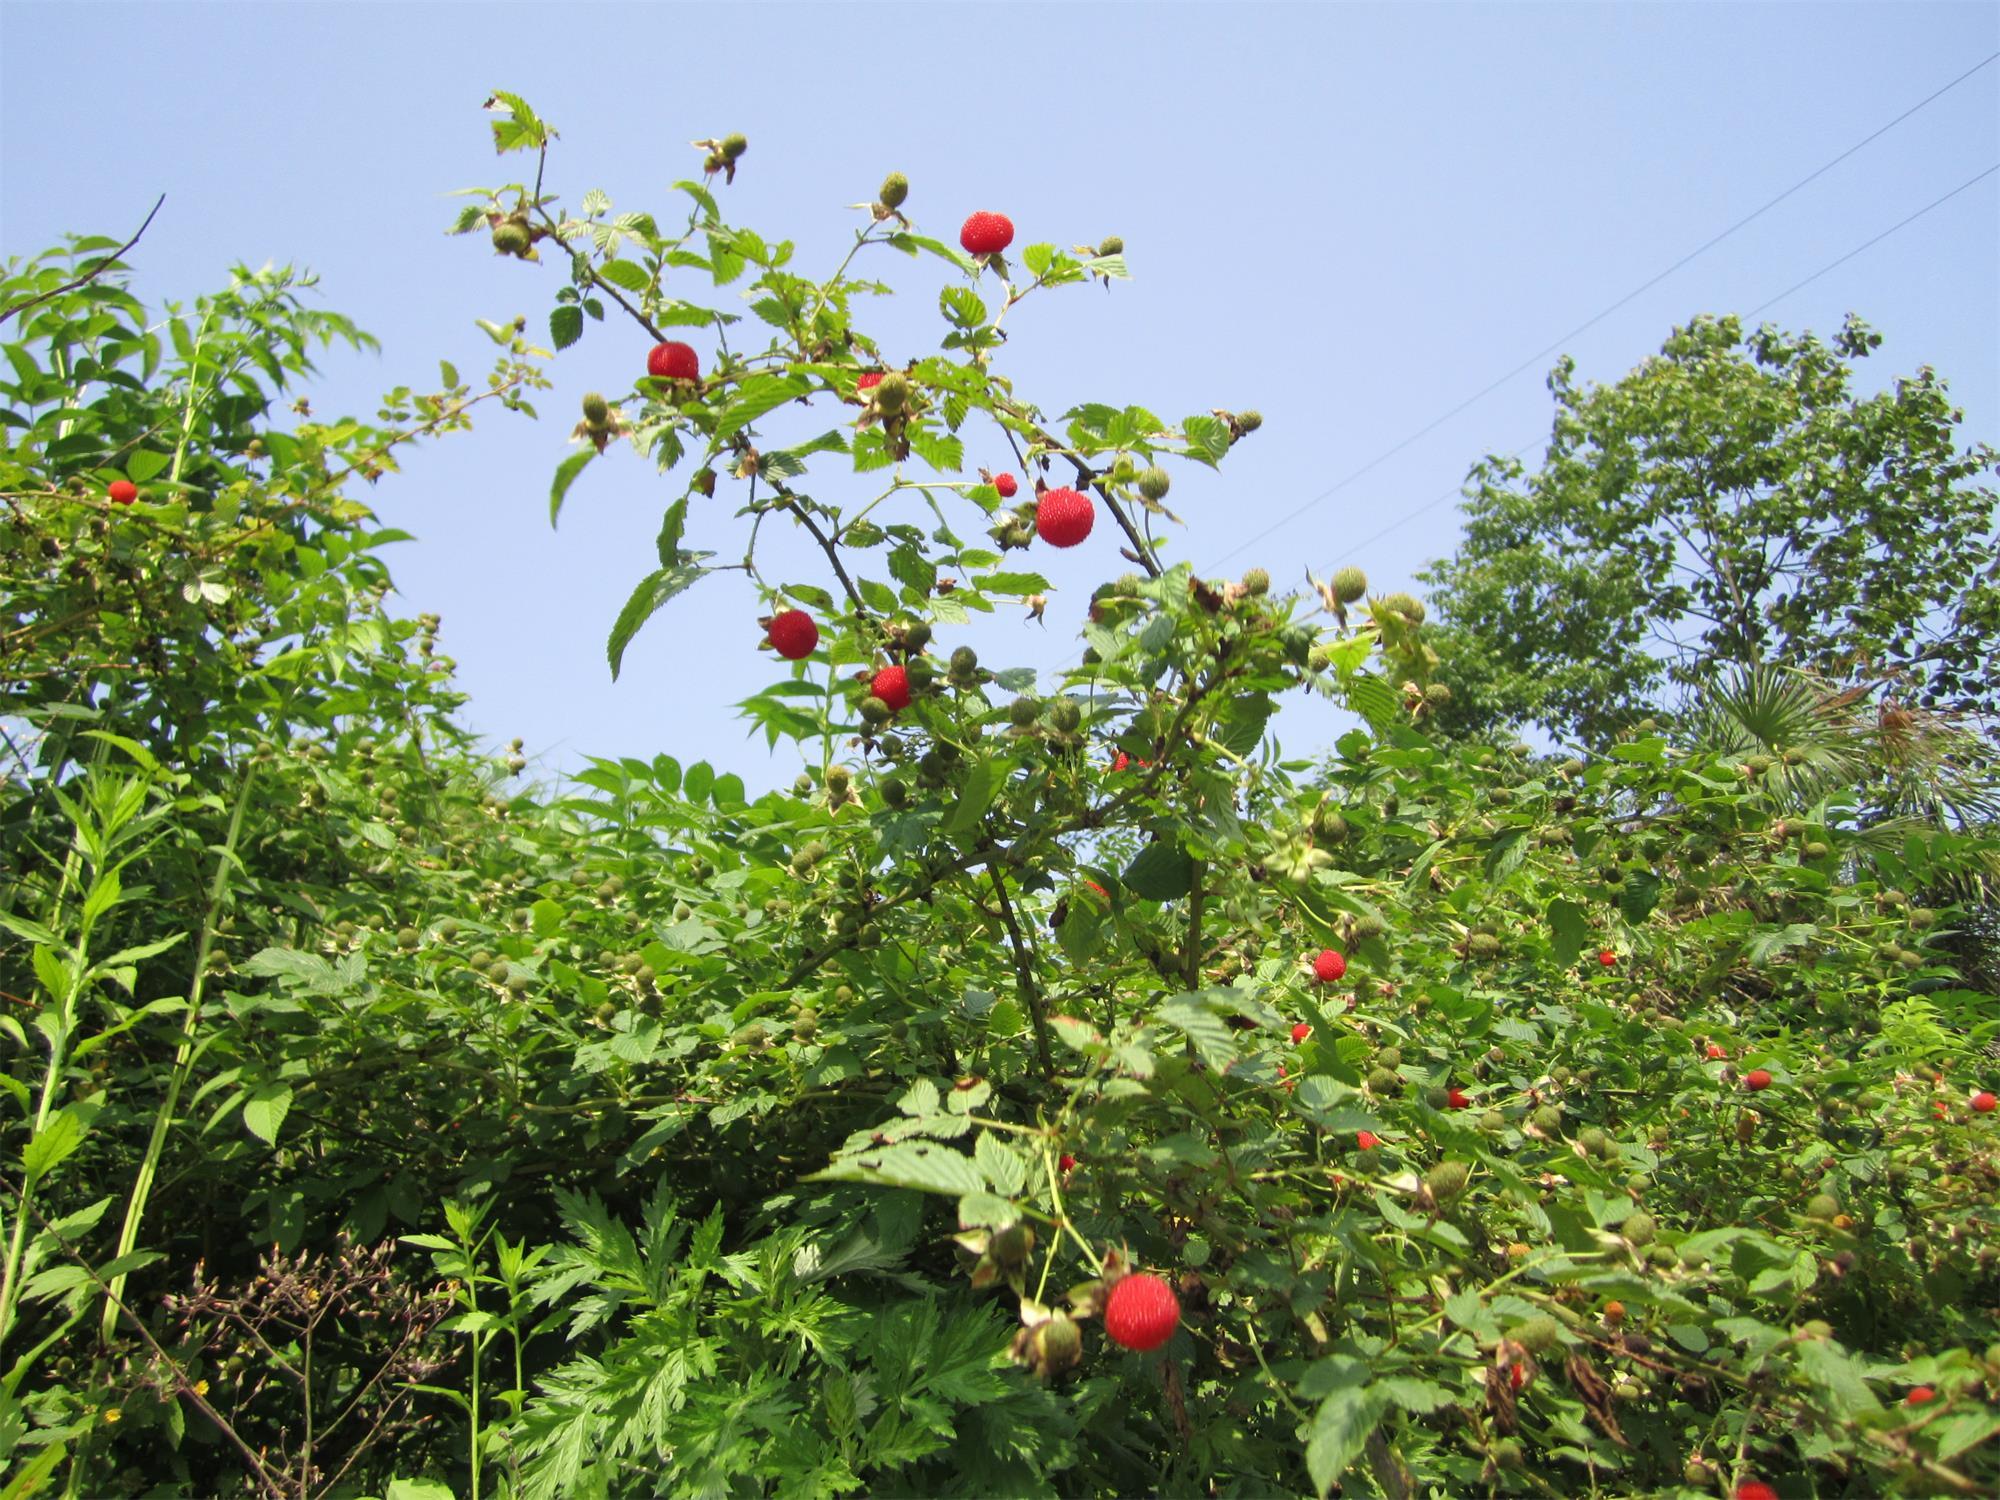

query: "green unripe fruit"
left=1648, top=1243, right=1678, bottom=1268
left=1550, top=1065, right=1573, bottom=1084
left=1048, top=697, right=1082, bottom=732
left=1096, top=236, right=1123, bottom=256
left=731, top=1022, right=769, bottom=1049
left=1033, top=1314, right=1083, bottom=1375
left=860, top=696, right=895, bottom=726
left=1376, top=1046, right=1403, bottom=1068
left=486, top=960, right=511, bottom=982
left=437, top=917, right=459, bottom=938
left=1313, top=808, right=1349, bottom=842
left=825, top=765, right=852, bottom=794
left=1240, top=566, right=1270, bottom=596
left=902, top=620, right=932, bottom=651
left=1423, top=682, right=1453, bottom=706
left=720, top=132, right=748, bottom=160
left=1009, top=695, right=1041, bottom=727
left=834, top=985, right=855, bottom=1005
left=1907, top=907, right=1936, bottom=930
left=793, top=1008, right=818, bottom=1039
left=1468, top=932, right=1501, bottom=958
left=1331, top=566, right=1368, bottom=604
left=1897, top=948, right=1923, bottom=969
left=397, top=927, right=420, bottom=949
left=1236, top=410, right=1263, bottom=432
left=1425, top=1160, right=1469, bottom=1201
left=1624, top=1211, right=1656, bottom=1246
left=991, top=1221, right=1035, bottom=1267
left=1479, top=1109, right=1506, bottom=1132
left=582, top=392, right=610, bottom=425
left=594, top=1000, right=619, bottom=1025
left=1805, top=1194, right=1840, bottom=1222
left=949, top=645, right=978, bottom=677
left=1578, top=1127, right=1610, bottom=1157
left=1804, top=841, right=1829, bottom=859
left=505, top=972, right=530, bottom=994
left=1423, top=1085, right=1450, bottom=1111
left=794, top=773, right=814, bottom=797
left=1513, top=1315, right=1562, bottom=1353
left=878, top=171, right=909, bottom=208
left=1111, top=454, right=1137, bottom=483
left=596, top=880, right=621, bottom=901
left=491, top=221, right=531, bottom=256
left=1138, top=466, right=1171, bottom=501
left=872, top=371, right=912, bottom=414
left=1379, top=591, right=1425, bottom=626
left=881, top=778, right=910, bottom=808
left=1366, top=1067, right=1401, bottom=1096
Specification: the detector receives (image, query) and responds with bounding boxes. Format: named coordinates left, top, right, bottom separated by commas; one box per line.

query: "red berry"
left=1035, top=487, right=1094, bottom=548
left=1905, top=1385, right=1936, bottom=1406
left=1973, top=1091, right=1997, bottom=1113
left=1744, top=1069, right=1772, bottom=1092
left=1085, top=880, right=1109, bottom=901
left=1706, top=1042, right=1728, bottom=1060
left=766, top=609, right=819, bottom=660
left=1313, top=949, right=1346, bottom=984
left=1291, top=1022, right=1312, bottom=1045
left=1356, top=1130, right=1382, bottom=1151
left=106, top=480, right=138, bottom=506
left=1736, top=1484, right=1779, bottom=1500
left=959, top=211, right=1015, bottom=255
left=1102, top=1271, right=1179, bottom=1352
left=1059, top=1153, right=1077, bottom=1173
left=994, top=472, right=1018, bottom=499
left=1447, top=1086, right=1471, bottom=1110
left=870, top=665, right=912, bottom=712
left=1598, top=949, right=1617, bottom=967
left=856, top=372, right=883, bottom=391
left=1111, top=751, right=1131, bottom=773
left=1510, top=1364, right=1529, bottom=1391
left=647, top=341, right=700, bottom=380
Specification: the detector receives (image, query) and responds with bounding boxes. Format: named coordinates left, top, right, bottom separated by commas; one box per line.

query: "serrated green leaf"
left=550, top=450, right=594, bottom=527
left=549, top=304, right=582, bottom=351
left=607, top=562, right=710, bottom=679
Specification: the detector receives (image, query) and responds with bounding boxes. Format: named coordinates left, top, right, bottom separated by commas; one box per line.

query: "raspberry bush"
left=0, top=89, right=1995, bottom=1498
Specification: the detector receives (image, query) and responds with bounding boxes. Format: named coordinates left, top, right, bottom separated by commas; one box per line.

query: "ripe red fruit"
left=1735, top=1483, right=1778, bottom=1500
left=1510, top=1364, right=1529, bottom=1391
left=856, top=372, right=883, bottom=391
left=1111, top=751, right=1130, bottom=773
left=766, top=609, right=819, bottom=660
left=1059, top=1153, right=1077, bottom=1173
left=1102, top=1271, right=1180, bottom=1352
left=1744, top=1069, right=1773, bottom=1092
left=1598, top=949, right=1617, bottom=967
left=106, top=480, right=138, bottom=506
left=1972, top=1091, right=1997, bottom=1113
left=1705, top=1042, right=1729, bottom=1060
left=1356, top=1130, right=1382, bottom=1151
left=646, top=341, right=700, bottom=380
left=869, top=665, right=912, bottom=712
left=994, top=472, right=1019, bottom=499
left=959, top=210, right=1015, bottom=255
left=1034, top=487, right=1094, bottom=548
left=1291, top=1022, right=1312, bottom=1045
left=1905, top=1385, right=1936, bottom=1406
left=1447, top=1086, right=1471, bottom=1110
left=1084, top=880, right=1109, bottom=901
left=1313, top=949, right=1347, bottom=983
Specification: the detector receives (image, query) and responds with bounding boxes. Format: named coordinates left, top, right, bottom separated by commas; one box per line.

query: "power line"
left=1282, top=159, right=1998, bottom=570
left=1204, top=50, right=2000, bottom=570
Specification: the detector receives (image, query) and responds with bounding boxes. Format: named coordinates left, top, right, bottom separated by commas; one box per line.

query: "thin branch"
left=0, top=196, right=164, bottom=328
left=987, top=862, right=1054, bottom=1077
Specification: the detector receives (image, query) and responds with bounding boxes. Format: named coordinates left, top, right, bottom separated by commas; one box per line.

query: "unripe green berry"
left=1096, top=236, right=1123, bottom=256
left=1376, top=1046, right=1402, bottom=1068
left=1240, top=566, right=1270, bottom=595
left=949, top=645, right=978, bottom=677
left=1236, top=410, right=1262, bottom=432
left=1331, top=566, right=1368, bottom=604
left=860, top=696, right=894, bottom=726
left=1805, top=1193, right=1840, bottom=1222
left=878, top=171, right=909, bottom=209
left=1049, top=698, right=1082, bottom=732
left=1009, top=696, right=1041, bottom=727
left=1138, top=466, right=1171, bottom=501
left=872, top=371, right=912, bottom=414
left=720, top=132, right=748, bottom=160
left=1624, top=1211, right=1656, bottom=1247
left=491, top=221, right=531, bottom=256
left=1366, top=1066, right=1401, bottom=1096
left=1513, top=1314, right=1562, bottom=1353
left=582, top=392, right=610, bottom=425
left=881, top=778, right=910, bottom=808
left=1425, top=1160, right=1469, bottom=1201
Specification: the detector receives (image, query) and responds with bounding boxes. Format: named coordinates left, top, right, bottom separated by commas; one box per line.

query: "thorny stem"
left=987, top=863, right=1054, bottom=1077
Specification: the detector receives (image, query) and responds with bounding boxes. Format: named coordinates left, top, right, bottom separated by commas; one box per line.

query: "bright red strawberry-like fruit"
left=1705, top=1042, right=1729, bottom=1060
left=1313, top=949, right=1346, bottom=983
left=647, top=341, right=700, bottom=380
left=1102, top=1272, right=1180, bottom=1352
left=1447, top=1087, right=1470, bottom=1109
left=766, top=609, right=819, bottom=660
left=1972, top=1090, right=1997, bottom=1113
left=1035, top=487, right=1094, bottom=548
left=1744, top=1069, right=1773, bottom=1091
left=869, top=665, right=912, bottom=712
left=1735, top=1483, right=1779, bottom=1500
left=1059, top=1153, right=1077, bottom=1173
left=994, top=472, right=1018, bottom=498
left=1905, top=1385, right=1936, bottom=1405
left=107, top=480, right=138, bottom=505
left=1356, top=1130, right=1382, bottom=1151
left=856, top=371, right=883, bottom=391
left=1291, top=1022, right=1312, bottom=1044
left=1598, top=949, right=1617, bottom=967
left=959, top=210, right=1015, bottom=255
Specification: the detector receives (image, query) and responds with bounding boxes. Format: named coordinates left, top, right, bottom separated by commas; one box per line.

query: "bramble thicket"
left=2, top=92, right=1998, bottom=1499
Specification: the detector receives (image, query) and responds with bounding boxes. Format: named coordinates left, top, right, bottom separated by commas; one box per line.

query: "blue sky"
left=5, top=2, right=1996, bottom=791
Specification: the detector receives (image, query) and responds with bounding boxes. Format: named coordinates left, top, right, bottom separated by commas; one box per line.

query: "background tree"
left=1419, top=313, right=2000, bottom=748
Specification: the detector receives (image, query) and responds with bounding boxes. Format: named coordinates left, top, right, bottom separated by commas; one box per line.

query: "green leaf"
left=1122, top=840, right=1194, bottom=901
left=942, top=759, right=1006, bottom=838
left=549, top=305, right=583, bottom=351
left=1546, top=897, right=1587, bottom=968
left=125, top=448, right=169, bottom=483
left=607, top=562, right=711, bottom=679
left=243, top=1084, right=293, bottom=1147
left=550, top=450, right=594, bottom=527
left=1307, top=1384, right=1390, bottom=1498
left=22, top=1109, right=86, bottom=1185
left=807, top=1142, right=985, bottom=1198
left=973, top=1132, right=1028, bottom=1197
left=1619, top=869, right=1663, bottom=924
left=597, top=258, right=651, bottom=293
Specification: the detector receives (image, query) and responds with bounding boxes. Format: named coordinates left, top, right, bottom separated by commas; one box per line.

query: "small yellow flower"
left=193, top=1379, right=210, bottom=1397
left=103, top=1407, right=122, bottom=1425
